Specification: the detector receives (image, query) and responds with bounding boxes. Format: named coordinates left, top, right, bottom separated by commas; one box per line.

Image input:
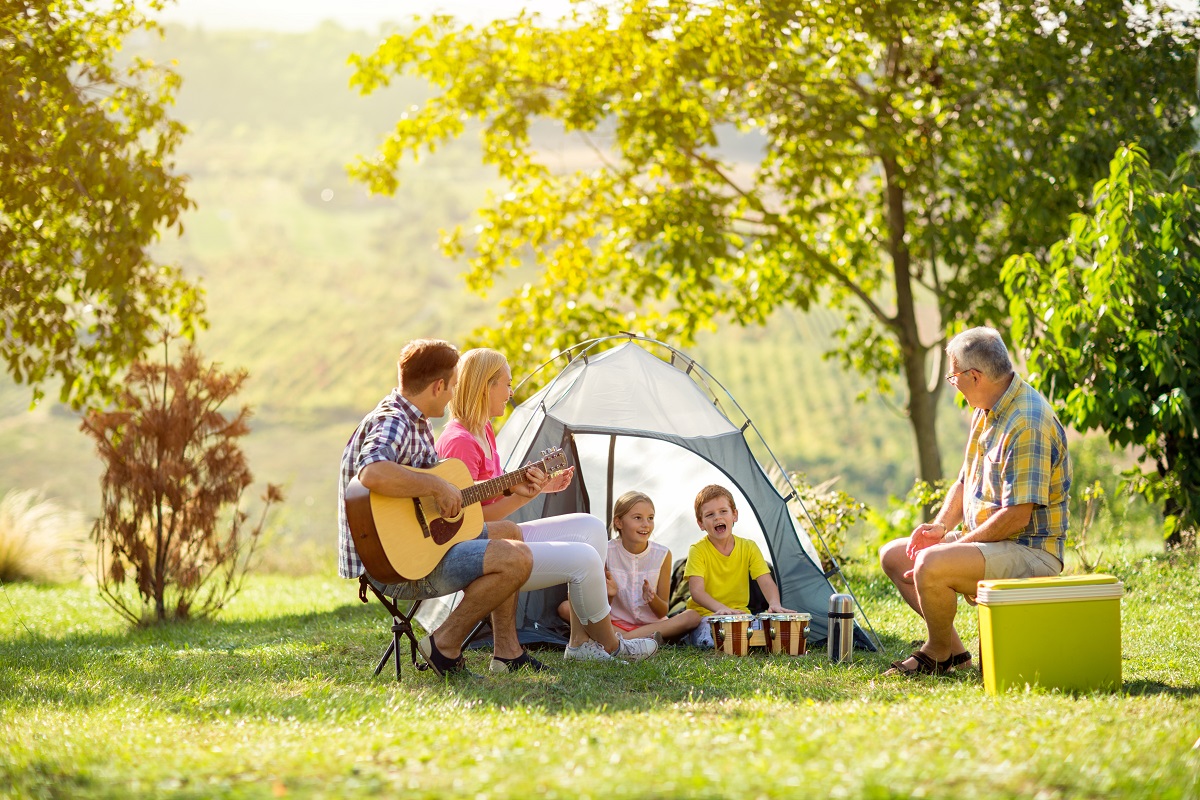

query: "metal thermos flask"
left=827, top=594, right=855, bottom=663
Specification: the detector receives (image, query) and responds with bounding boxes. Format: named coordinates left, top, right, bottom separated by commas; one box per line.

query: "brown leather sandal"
left=909, top=642, right=973, bottom=670
left=884, top=650, right=955, bottom=676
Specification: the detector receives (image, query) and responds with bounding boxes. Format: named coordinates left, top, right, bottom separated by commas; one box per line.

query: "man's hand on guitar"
left=430, top=477, right=464, bottom=519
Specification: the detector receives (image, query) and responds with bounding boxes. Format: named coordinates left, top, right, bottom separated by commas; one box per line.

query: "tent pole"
left=604, top=434, right=616, bottom=527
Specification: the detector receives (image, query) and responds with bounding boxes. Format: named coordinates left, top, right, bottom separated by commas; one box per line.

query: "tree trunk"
left=883, top=153, right=944, bottom=486
left=905, top=349, right=944, bottom=484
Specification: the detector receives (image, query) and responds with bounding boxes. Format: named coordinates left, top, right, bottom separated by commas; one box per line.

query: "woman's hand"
left=510, top=464, right=551, bottom=498
left=540, top=466, right=574, bottom=494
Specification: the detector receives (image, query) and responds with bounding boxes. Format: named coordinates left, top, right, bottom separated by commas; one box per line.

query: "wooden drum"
left=709, top=614, right=756, bottom=656
left=759, top=612, right=812, bottom=656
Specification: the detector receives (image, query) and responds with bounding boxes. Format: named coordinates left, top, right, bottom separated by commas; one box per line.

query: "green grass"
left=2, top=552, right=1198, bottom=799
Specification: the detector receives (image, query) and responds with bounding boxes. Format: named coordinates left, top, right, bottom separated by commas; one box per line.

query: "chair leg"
left=360, top=576, right=424, bottom=681
left=374, top=636, right=397, bottom=678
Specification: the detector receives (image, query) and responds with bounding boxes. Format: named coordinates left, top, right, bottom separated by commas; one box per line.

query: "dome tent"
left=418, top=335, right=877, bottom=651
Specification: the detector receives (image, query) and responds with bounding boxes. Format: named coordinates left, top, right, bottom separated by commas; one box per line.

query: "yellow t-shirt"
left=683, top=535, right=770, bottom=616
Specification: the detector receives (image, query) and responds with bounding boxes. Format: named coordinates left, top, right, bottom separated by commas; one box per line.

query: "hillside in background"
left=0, top=24, right=971, bottom=568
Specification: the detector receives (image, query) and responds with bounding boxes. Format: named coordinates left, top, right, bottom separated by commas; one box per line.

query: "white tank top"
left=607, top=539, right=669, bottom=626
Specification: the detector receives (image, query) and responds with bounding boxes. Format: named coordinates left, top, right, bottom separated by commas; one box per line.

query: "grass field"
left=2, top=547, right=1197, bottom=799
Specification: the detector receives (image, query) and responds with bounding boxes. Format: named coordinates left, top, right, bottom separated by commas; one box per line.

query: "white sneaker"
left=691, top=621, right=714, bottom=649
left=615, top=634, right=659, bottom=661
left=564, top=639, right=622, bottom=663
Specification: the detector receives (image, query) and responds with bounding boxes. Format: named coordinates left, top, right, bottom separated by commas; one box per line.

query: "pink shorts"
left=611, top=618, right=639, bottom=632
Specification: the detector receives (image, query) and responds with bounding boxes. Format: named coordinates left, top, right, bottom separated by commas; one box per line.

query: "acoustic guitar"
left=345, top=448, right=568, bottom=583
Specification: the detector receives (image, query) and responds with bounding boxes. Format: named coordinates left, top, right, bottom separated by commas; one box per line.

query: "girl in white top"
left=603, top=491, right=702, bottom=641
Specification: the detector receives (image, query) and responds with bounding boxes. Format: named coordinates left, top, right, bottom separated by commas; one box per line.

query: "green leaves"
left=1005, top=143, right=1200, bottom=544
left=352, top=0, right=1198, bottom=483
left=1, top=0, right=203, bottom=409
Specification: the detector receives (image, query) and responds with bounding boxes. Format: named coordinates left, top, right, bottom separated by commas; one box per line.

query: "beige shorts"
left=945, top=531, right=1062, bottom=580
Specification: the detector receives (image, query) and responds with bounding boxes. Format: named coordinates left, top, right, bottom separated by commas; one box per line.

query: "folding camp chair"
left=358, top=575, right=490, bottom=681
left=358, top=575, right=428, bottom=680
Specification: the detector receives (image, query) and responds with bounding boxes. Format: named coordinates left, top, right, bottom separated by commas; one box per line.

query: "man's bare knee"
left=912, top=547, right=955, bottom=587
left=487, top=538, right=533, bottom=581
left=880, top=538, right=912, bottom=576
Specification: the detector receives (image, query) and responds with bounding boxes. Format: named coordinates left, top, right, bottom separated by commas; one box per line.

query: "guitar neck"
left=461, top=460, right=546, bottom=507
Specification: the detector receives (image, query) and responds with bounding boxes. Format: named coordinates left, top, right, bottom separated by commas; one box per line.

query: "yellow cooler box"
left=977, top=574, right=1123, bottom=694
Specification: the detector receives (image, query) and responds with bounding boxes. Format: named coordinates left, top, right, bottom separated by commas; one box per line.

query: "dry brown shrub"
left=80, top=343, right=283, bottom=625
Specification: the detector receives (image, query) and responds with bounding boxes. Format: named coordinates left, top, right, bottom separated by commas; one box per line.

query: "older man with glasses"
left=880, top=327, right=1072, bottom=677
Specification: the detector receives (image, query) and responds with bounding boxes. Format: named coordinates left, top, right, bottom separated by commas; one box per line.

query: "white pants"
left=517, top=513, right=610, bottom=624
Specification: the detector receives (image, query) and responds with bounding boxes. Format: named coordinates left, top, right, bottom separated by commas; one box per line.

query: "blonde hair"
left=611, top=491, right=655, bottom=538
left=448, top=348, right=509, bottom=434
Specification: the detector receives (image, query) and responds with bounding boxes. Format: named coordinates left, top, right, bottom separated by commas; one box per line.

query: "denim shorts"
left=946, top=532, right=1062, bottom=580
left=369, top=529, right=490, bottom=602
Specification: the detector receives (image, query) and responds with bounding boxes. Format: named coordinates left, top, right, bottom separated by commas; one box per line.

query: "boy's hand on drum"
left=768, top=604, right=797, bottom=614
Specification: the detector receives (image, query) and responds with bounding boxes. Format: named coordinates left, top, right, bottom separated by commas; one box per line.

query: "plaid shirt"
left=959, top=373, right=1072, bottom=561
left=337, top=390, right=438, bottom=579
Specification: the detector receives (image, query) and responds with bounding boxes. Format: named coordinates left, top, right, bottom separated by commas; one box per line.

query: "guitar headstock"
left=540, top=447, right=568, bottom=473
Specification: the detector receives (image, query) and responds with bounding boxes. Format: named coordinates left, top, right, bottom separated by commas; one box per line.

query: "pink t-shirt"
left=436, top=420, right=503, bottom=504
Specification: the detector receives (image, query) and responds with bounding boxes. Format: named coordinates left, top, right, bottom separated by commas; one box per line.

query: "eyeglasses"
left=945, top=369, right=973, bottom=385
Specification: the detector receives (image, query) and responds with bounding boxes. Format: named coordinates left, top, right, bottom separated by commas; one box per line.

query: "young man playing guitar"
left=338, top=339, right=658, bottom=677
left=338, top=339, right=542, bottom=677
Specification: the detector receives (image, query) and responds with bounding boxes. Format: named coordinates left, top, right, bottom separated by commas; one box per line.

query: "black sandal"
left=490, top=649, right=550, bottom=674
left=418, top=636, right=472, bottom=677
left=884, top=650, right=955, bottom=677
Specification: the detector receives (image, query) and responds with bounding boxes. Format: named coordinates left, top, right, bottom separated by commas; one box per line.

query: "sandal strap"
left=911, top=651, right=938, bottom=671
left=887, top=650, right=953, bottom=676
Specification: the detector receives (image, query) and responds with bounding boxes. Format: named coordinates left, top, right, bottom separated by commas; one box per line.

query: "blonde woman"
left=437, top=348, right=659, bottom=665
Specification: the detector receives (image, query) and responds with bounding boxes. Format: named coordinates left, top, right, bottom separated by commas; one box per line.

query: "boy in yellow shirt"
left=684, top=485, right=794, bottom=646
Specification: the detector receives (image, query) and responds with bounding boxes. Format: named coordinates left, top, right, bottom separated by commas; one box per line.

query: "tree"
left=1004, top=143, right=1200, bottom=549
left=1, top=0, right=203, bottom=409
left=350, top=0, right=1197, bottom=484
left=80, top=343, right=282, bottom=624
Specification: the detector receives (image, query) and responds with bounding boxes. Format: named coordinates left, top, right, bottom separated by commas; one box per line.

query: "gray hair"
left=946, top=327, right=1013, bottom=381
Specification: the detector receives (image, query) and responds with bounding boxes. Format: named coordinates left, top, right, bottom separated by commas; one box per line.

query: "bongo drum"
left=709, top=614, right=755, bottom=656
left=761, top=612, right=812, bottom=656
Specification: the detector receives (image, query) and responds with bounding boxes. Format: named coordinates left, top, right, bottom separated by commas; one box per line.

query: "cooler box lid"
left=977, top=574, right=1123, bottom=606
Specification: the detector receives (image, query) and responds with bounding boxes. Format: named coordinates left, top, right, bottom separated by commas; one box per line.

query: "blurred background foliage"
left=0, top=22, right=1164, bottom=580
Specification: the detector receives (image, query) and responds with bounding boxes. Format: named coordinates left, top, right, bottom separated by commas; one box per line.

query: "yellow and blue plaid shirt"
left=959, top=374, right=1071, bottom=562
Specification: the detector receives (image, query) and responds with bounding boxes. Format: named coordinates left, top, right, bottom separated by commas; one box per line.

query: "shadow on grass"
left=0, top=592, right=981, bottom=720
left=0, top=600, right=377, bottom=710
left=1123, top=680, right=1200, bottom=698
